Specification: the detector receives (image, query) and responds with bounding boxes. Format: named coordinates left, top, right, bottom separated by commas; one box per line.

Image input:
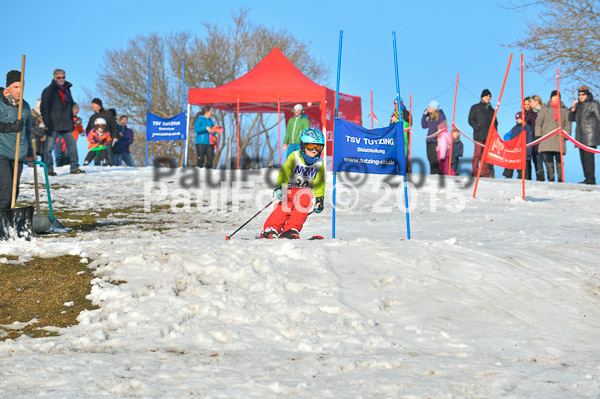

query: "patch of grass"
left=50, top=207, right=140, bottom=234
left=0, top=255, right=99, bottom=341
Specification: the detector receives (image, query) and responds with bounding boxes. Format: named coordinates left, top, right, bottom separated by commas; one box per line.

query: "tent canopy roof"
left=188, top=48, right=327, bottom=112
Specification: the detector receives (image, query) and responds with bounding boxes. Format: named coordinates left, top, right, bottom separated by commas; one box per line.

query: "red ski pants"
left=263, top=188, right=314, bottom=233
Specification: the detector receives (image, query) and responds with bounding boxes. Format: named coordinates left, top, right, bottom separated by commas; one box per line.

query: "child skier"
left=260, top=128, right=325, bottom=239
left=83, top=118, right=111, bottom=166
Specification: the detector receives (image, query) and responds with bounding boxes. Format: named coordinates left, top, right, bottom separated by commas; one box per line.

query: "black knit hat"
left=91, top=98, right=103, bottom=107
left=6, top=70, right=21, bottom=87
left=481, top=89, right=491, bottom=98
left=550, top=90, right=559, bottom=98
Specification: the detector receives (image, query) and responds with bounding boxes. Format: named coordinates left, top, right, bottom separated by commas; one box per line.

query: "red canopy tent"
left=188, top=47, right=361, bottom=168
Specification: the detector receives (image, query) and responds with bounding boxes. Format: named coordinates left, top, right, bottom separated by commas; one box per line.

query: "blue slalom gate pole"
left=146, top=56, right=150, bottom=167
left=182, top=59, right=187, bottom=167
left=332, top=30, right=343, bottom=239
left=392, top=31, right=411, bottom=239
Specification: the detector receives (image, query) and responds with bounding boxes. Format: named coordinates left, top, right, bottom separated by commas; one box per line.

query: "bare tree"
left=507, top=0, right=600, bottom=93
left=94, top=8, right=329, bottom=167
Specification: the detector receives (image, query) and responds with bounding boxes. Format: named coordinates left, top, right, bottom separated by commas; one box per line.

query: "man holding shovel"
left=0, top=70, right=32, bottom=210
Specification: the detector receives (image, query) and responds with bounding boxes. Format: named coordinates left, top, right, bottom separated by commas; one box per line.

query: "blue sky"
left=3, top=0, right=591, bottom=183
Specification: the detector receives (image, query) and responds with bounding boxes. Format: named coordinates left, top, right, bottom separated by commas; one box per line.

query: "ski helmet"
left=299, top=128, right=325, bottom=164
left=299, top=128, right=325, bottom=146
left=95, top=117, right=107, bottom=126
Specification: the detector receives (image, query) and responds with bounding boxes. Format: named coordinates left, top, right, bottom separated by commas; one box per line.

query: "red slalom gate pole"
left=370, top=91, right=374, bottom=129
left=556, top=68, right=565, bottom=183
left=473, top=54, right=513, bottom=198
left=448, top=74, right=459, bottom=175
left=236, top=95, right=240, bottom=169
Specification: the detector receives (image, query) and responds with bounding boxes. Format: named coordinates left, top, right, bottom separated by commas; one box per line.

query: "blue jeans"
left=45, top=130, right=79, bottom=171
left=114, top=153, right=135, bottom=166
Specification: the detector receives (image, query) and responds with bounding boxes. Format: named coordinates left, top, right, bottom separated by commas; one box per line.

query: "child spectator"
left=502, top=111, right=534, bottom=179
left=83, top=118, right=111, bottom=166
left=436, top=120, right=451, bottom=175
left=450, top=128, right=463, bottom=175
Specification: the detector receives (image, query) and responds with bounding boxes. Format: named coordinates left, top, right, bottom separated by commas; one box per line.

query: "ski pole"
left=225, top=200, right=275, bottom=240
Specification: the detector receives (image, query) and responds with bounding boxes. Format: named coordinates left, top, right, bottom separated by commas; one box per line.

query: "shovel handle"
left=10, top=55, right=26, bottom=209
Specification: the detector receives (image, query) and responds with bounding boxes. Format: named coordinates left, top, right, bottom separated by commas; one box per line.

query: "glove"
left=314, top=196, right=324, bottom=213
left=0, top=119, right=24, bottom=133
left=273, top=187, right=282, bottom=200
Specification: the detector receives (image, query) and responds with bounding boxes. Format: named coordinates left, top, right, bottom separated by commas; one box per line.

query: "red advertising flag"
left=482, top=127, right=526, bottom=169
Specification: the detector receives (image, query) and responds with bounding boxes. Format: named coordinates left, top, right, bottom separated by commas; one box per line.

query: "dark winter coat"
left=0, top=89, right=32, bottom=160
left=420, top=109, right=446, bottom=144
left=450, top=138, right=463, bottom=172
left=40, top=80, right=74, bottom=132
left=468, top=100, right=497, bottom=142
left=118, top=125, right=134, bottom=154
left=568, top=93, right=600, bottom=147
left=535, top=102, right=571, bottom=154
left=525, top=110, right=538, bottom=135
left=86, top=108, right=118, bottom=139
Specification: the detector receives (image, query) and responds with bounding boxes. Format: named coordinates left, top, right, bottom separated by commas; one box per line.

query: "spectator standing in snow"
left=30, top=99, right=46, bottom=161
left=450, top=128, right=463, bottom=175
left=40, top=68, right=84, bottom=175
left=283, top=104, right=310, bottom=159
left=194, top=105, right=218, bottom=168
left=502, top=111, right=534, bottom=179
left=527, top=94, right=546, bottom=181
left=0, top=70, right=32, bottom=209
left=468, top=89, right=497, bottom=178
left=55, top=103, right=84, bottom=167
left=83, top=118, right=111, bottom=166
left=568, top=85, right=600, bottom=185
left=535, top=90, right=571, bottom=182
left=436, top=120, right=451, bottom=175
left=106, top=108, right=119, bottom=166
left=116, top=115, right=135, bottom=166
left=86, top=98, right=117, bottom=165
left=421, top=100, right=446, bottom=174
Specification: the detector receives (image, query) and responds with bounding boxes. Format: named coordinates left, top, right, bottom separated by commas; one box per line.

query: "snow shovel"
left=0, top=55, right=34, bottom=240
left=30, top=160, right=64, bottom=232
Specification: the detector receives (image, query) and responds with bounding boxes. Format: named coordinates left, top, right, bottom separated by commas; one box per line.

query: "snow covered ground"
left=1, top=165, right=600, bottom=398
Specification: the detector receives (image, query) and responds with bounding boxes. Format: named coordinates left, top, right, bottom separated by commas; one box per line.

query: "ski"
left=237, top=235, right=324, bottom=241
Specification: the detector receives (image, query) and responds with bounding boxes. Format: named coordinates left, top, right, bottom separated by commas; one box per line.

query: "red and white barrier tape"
left=409, top=123, right=600, bottom=154
left=562, top=131, right=600, bottom=154
left=453, top=125, right=485, bottom=147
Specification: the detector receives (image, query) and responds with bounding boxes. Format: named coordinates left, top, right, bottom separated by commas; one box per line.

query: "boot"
left=557, top=163, right=563, bottom=183
left=259, top=227, right=279, bottom=239
left=279, top=228, right=300, bottom=239
left=536, top=170, right=545, bottom=182
left=546, top=162, right=555, bottom=182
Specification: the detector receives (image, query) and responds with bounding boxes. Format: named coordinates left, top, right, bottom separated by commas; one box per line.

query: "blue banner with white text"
left=146, top=112, right=187, bottom=141
left=333, top=119, right=406, bottom=175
